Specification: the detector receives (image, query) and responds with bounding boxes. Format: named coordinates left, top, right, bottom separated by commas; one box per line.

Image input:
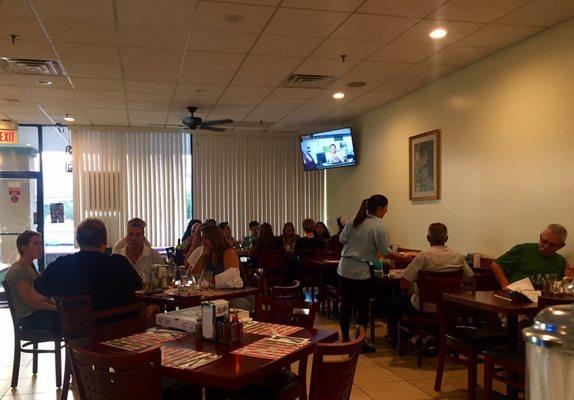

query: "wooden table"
left=136, top=287, right=260, bottom=310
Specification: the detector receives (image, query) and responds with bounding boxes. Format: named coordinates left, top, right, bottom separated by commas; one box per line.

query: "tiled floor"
left=0, top=309, right=504, bottom=400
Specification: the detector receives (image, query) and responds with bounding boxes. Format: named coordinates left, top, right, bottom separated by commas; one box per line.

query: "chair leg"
left=483, top=355, right=493, bottom=400
left=61, top=351, right=72, bottom=400
left=467, top=349, right=478, bottom=400
left=11, top=339, right=21, bottom=388
left=416, top=332, right=424, bottom=368
left=55, top=341, right=62, bottom=388
left=397, top=324, right=404, bottom=356
left=369, top=301, right=375, bottom=345
left=32, top=342, right=38, bottom=374
left=434, top=338, right=447, bottom=392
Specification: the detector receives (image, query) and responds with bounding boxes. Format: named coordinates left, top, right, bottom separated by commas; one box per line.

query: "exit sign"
left=0, top=129, right=18, bottom=144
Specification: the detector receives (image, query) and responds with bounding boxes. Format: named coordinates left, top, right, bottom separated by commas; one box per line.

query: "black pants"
left=339, top=275, right=372, bottom=341
left=20, top=310, right=60, bottom=334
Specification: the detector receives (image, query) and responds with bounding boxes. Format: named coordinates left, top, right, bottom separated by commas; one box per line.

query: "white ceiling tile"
left=496, top=0, right=574, bottom=27
left=126, top=92, right=173, bottom=102
left=369, top=42, right=445, bottom=63
left=247, top=105, right=290, bottom=120
left=43, top=19, right=116, bottom=44
left=208, top=105, right=255, bottom=120
left=116, top=0, right=198, bottom=27
left=35, top=97, right=82, bottom=107
left=72, top=78, right=124, bottom=91
left=216, top=96, right=262, bottom=106
left=122, top=66, right=179, bottom=82
left=90, top=116, right=129, bottom=125
left=332, top=14, right=418, bottom=41
left=269, top=88, right=322, bottom=100
left=11, top=75, right=71, bottom=89
left=223, top=86, right=275, bottom=97
left=459, top=24, right=544, bottom=48
left=301, top=97, right=346, bottom=110
left=25, top=87, right=77, bottom=98
left=240, top=55, right=302, bottom=74
left=65, top=63, right=123, bottom=79
left=129, top=110, right=168, bottom=119
left=394, top=19, right=486, bottom=45
left=117, top=24, right=188, bottom=49
left=0, top=39, right=55, bottom=59
left=0, top=73, right=15, bottom=84
left=0, top=105, right=42, bottom=114
left=0, top=16, right=45, bottom=40
left=127, top=101, right=171, bottom=111
left=124, top=81, right=176, bottom=93
left=183, top=51, right=245, bottom=71
left=194, top=2, right=274, bottom=33
left=188, top=30, right=258, bottom=53
left=41, top=106, right=85, bottom=115
left=81, top=99, right=126, bottom=109
left=398, top=63, right=460, bottom=79
left=0, top=85, right=28, bottom=97
left=424, top=45, right=499, bottom=65
left=358, top=0, right=448, bottom=17
left=294, top=58, right=357, bottom=76
left=87, top=108, right=128, bottom=117
left=0, top=0, right=33, bottom=16
left=281, top=106, right=330, bottom=118
left=179, top=69, right=235, bottom=85
left=30, top=0, right=114, bottom=22
left=327, top=76, right=385, bottom=92
left=176, top=83, right=227, bottom=96
left=310, top=39, right=384, bottom=60
left=257, top=97, right=305, bottom=108
left=265, top=8, right=349, bottom=38
left=314, top=88, right=364, bottom=102
left=120, top=47, right=182, bottom=68
left=56, top=43, right=120, bottom=64
left=345, top=61, right=412, bottom=79
left=210, top=0, right=280, bottom=5
left=282, top=0, right=363, bottom=12
left=352, top=90, right=405, bottom=104
left=171, top=95, right=219, bottom=109
left=232, top=71, right=286, bottom=87
left=374, top=77, right=431, bottom=91
left=251, top=35, right=322, bottom=57
left=76, top=90, right=126, bottom=101
left=429, top=0, right=530, bottom=23
left=5, top=113, right=53, bottom=124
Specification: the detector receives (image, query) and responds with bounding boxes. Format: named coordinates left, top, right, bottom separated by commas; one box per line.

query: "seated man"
left=34, top=218, right=143, bottom=310
left=491, top=224, right=572, bottom=288
left=113, top=218, right=164, bottom=275
left=293, top=218, right=325, bottom=256
left=382, top=223, right=473, bottom=341
left=241, top=220, right=260, bottom=249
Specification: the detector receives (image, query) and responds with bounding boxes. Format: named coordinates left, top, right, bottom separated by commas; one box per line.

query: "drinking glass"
left=200, top=271, right=213, bottom=289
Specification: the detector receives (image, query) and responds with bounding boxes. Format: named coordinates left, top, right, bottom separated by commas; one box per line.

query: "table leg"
left=506, top=315, right=519, bottom=400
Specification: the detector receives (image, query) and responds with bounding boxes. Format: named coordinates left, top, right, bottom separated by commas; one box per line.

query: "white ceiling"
left=0, top=0, right=572, bottom=133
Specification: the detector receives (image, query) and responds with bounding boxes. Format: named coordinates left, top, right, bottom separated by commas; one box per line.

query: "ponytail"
left=353, top=194, right=388, bottom=228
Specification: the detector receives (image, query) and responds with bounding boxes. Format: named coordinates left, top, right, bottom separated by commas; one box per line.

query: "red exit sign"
left=0, top=129, right=18, bottom=144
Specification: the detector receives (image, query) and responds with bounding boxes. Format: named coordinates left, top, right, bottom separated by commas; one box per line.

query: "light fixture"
left=0, top=56, right=9, bottom=61
left=222, top=14, right=244, bottom=23
left=26, top=143, right=31, bottom=146
left=37, top=80, right=52, bottom=85
left=429, top=28, right=447, bottom=39
left=332, top=92, right=345, bottom=100
left=63, top=114, right=75, bottom=122
left=0, top=98, right=19, bottom=104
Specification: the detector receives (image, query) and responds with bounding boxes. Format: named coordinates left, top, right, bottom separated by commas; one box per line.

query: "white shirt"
left=402, top=245, right=473, bottom=312
left=115, top=245, right=165, bottom=275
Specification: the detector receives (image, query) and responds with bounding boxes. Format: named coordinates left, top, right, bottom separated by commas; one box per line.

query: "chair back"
left=538, top=295, right=574, bottom=308
left=309, top=326, right=365, bottom=400
left=2, top=280, right=22, bottom=339
left=258, top=250, right=285, bottom=286
left=92, top=302, right=147, bottom=341
left=417, top=270, right=463, bottom=312
left=241, top=267, right=266, bottom=297
left=270, top=280, right=301, bottom=299
left=255, top=296, right=317, bottom=329
left=54, top=294, right=95, bottom=339
left=69, top=342, right=162, bottom=400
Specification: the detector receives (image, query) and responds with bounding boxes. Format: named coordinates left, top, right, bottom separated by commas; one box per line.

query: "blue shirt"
left=337, top=214, right=391, bottom=280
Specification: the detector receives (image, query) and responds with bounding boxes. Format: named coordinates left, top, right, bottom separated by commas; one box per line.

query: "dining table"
left=136, top=286, right=260, bottom=310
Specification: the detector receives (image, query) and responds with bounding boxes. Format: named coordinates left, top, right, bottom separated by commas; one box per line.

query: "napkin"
left=215, top=268, right=244, bottom=289
left=507, top=277, right=541, bottom=302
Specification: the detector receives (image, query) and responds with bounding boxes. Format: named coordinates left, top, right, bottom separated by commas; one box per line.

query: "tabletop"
left=443, top=290, right=540, bottom=315
left=136, top=287, right=260, bottom=308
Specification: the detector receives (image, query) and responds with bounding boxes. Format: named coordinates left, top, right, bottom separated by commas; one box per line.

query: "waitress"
left=338, top=194, right=391, bottom=353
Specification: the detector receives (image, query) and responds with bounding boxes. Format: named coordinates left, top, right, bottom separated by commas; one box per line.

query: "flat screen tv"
left=299, top=127, right=356, bottom=171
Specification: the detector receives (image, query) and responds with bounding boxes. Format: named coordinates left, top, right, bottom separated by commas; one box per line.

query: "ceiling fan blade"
left=201, top=118, right=234, bottom=126
left=199, top=126, right=227, bottom=132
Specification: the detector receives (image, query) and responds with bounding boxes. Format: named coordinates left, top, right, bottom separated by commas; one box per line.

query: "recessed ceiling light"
left=26, top=143, right=31, bottom=146
left=332, top=92, right=345, bottom=100
left=222, top=14, right=244, bottom=24
left=37, top=80, right=52, bottom=85
left=63, top=114, right=75, bottom=122
left=0, top=56, right=9, bottom=61
left=429, top=28, right=447, bottom=39
left=0, top=98, right=19, bottom=103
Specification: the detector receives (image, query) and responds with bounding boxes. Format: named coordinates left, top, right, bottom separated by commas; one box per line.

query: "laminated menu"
left=242, top=321, right=303, bottom=336
left=103, top=329, right=187, bottom=351
left=230, top=336, right=310, bottom=360
left=161, top=346, right=220, bottom=370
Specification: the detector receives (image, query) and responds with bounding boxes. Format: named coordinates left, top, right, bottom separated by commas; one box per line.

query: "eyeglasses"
left=540, top=235, right=563, bottom=249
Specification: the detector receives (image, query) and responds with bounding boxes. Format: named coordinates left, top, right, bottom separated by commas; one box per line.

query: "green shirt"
left=5, top=261, right=39, bottom=320
left=496, top=243, right=566, bottom=284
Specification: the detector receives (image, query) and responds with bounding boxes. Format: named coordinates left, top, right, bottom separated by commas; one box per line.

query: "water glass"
left=200, top=270, right=213, bottom=289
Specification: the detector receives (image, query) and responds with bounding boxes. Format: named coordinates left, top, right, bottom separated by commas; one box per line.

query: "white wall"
left=327, top=18, right=574, bottom=261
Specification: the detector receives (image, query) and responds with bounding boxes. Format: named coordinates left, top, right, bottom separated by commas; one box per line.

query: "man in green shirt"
left=491, top=224, right=572, bottom=288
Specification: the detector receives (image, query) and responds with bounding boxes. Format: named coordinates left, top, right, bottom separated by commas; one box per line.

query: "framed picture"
left=409, top=129, right=440, bottom=201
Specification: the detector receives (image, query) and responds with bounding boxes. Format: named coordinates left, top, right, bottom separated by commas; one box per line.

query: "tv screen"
left=299, top=127, right=356, bottom=171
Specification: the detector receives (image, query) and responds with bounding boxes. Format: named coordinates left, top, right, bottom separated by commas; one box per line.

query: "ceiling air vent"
left=280, top=74, right=336, bottom=89
left=0, top=58, right=65, bottom=76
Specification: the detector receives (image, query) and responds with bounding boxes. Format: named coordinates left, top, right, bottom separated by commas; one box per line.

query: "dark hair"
left=249, top=220, right=260, bottom=229
left=16, top=230, right=41, bottom=256
left=199, top=223, right=231, bottom=257
left=302, top=218, right=315, bottom=233
left=428, top=223, right=448, bottom=244
left=127, top=217, right=146, bottom=230
left=205, top=219, right=217, bottom=225
left=315, top=221, right=330, bottom=240
left=218, top=222, right=229, bottom=231
left=182, top=219, right=201, bottom=241
left=282, top=222, right=295, bottom=238
left=255, top=223, right=275, bottom=249
left=336, top=217, right=344, bottom=232
left=353, top=194, right=388, bottom=228
left=76, top=218, right=107, bottom=249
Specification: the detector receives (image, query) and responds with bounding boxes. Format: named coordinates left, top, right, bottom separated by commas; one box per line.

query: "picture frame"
left=409, top=129, right=440, bottom=201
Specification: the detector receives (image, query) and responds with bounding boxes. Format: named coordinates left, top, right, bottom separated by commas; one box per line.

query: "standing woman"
left=338, top=195, right=391, bottom=352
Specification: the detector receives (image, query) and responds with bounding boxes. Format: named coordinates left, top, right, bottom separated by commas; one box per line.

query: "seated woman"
left=248, top=223, right=283, bottom=264
left=280, top=222, right=300, bottom=253
left=184, top=222, right=203, bottom=272
left=5, top=231, right=59, bottom=333
left=315, top=221, right=331, bottom=243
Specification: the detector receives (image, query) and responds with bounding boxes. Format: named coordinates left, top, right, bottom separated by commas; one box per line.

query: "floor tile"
left=358, top=380, right=432, bottom=400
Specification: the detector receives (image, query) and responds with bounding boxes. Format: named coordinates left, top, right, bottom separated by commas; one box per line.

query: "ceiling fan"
left=181, top=106, right=234, bottom=132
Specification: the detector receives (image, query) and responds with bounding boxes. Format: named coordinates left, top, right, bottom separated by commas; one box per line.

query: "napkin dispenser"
left=201, top=299, right=229, bottom=340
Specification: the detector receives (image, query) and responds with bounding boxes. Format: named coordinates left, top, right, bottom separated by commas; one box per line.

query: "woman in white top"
left=338, top=194, right=391, bottom=352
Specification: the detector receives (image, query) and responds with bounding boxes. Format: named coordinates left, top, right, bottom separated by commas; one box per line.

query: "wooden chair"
left=398, top=270, right=463, bottom=367
left=483, top=346, right=525, bottom=400
left=297, top=255, right=321, bottom=301
left=241, top=266, right=266, bottom=297
left=68, top=342, right=162, bottom=400
left=308, top=326, right=365, bottom=400
left=255, top=296, right=318, bottom=329
left=270, top=280, right=301, bottom=299
left=258, top=250, right=286, bottom=289
left=2, top=280, right=64, bottom=389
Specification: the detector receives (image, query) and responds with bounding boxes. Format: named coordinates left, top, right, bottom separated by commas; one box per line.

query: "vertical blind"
left=193, top=133, right=325, bottom=240
left=71, top=128, right=191, bottom=247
